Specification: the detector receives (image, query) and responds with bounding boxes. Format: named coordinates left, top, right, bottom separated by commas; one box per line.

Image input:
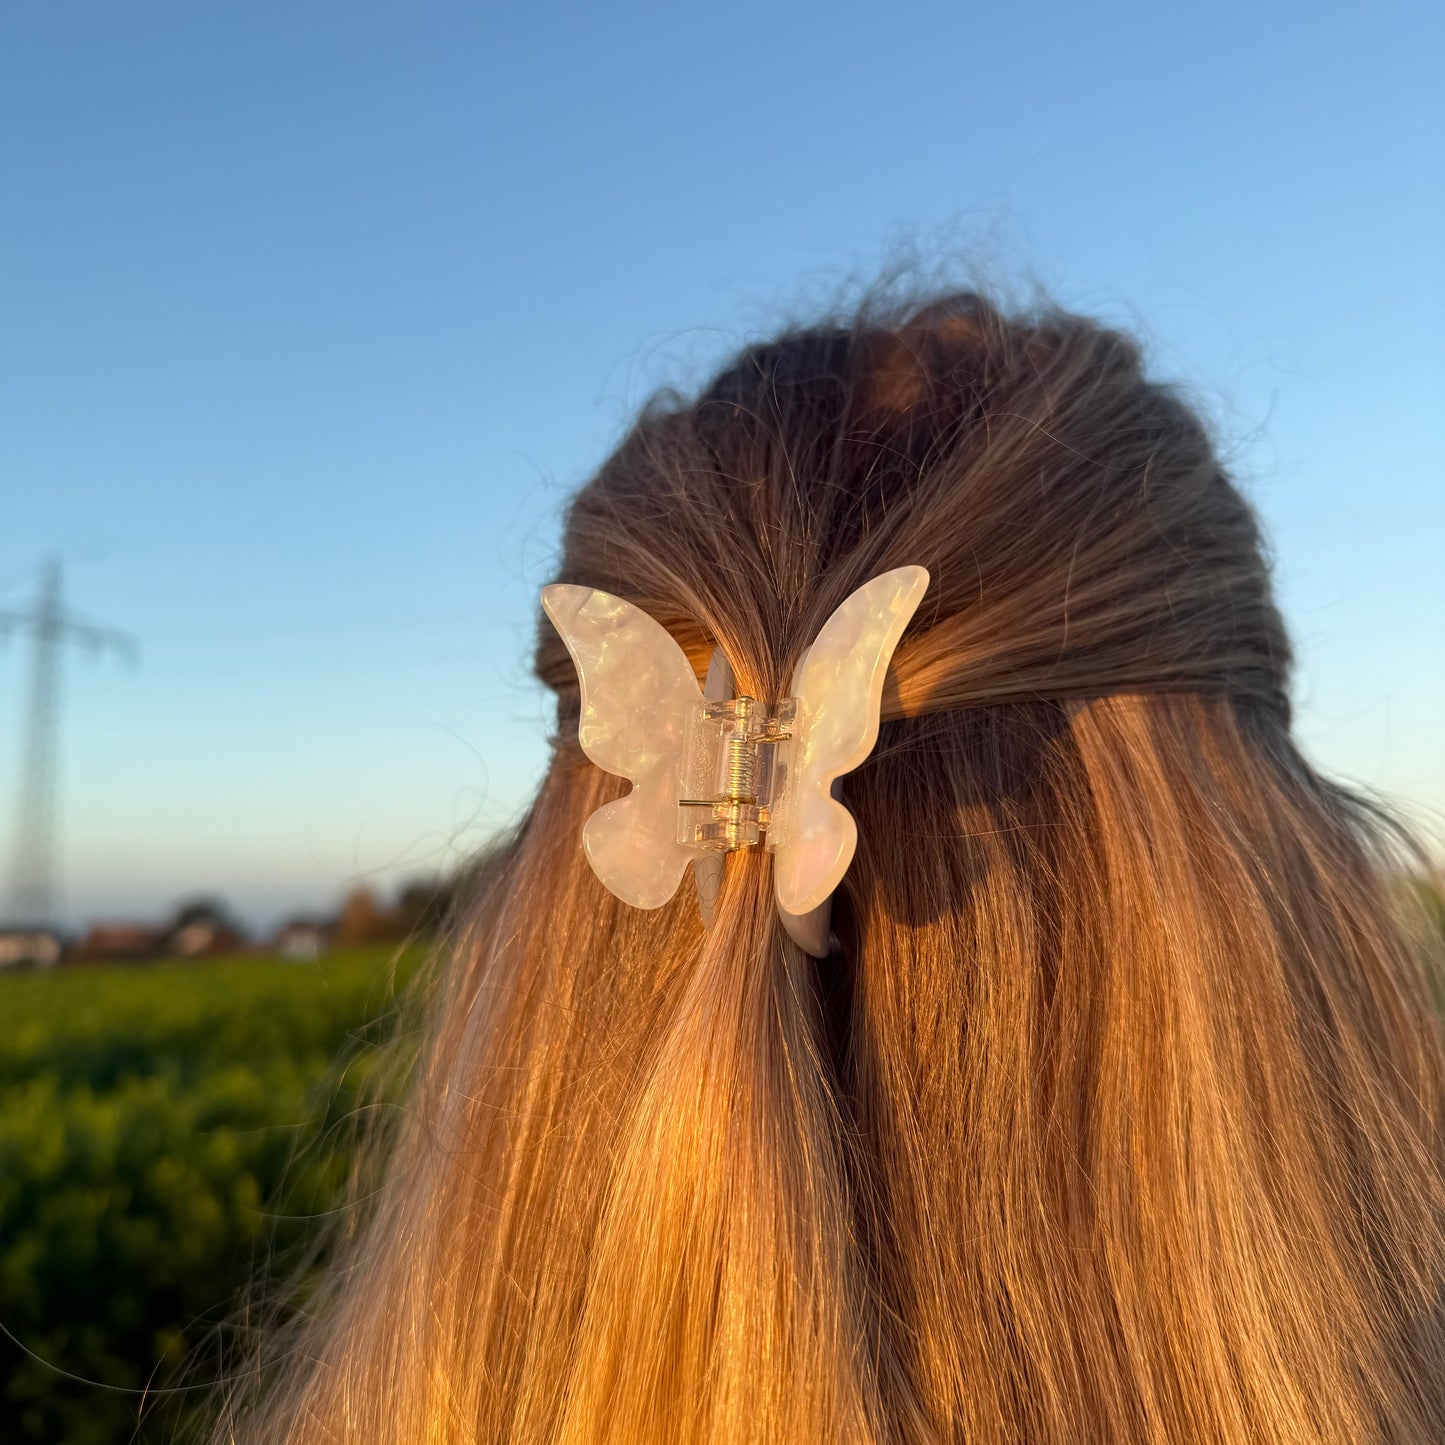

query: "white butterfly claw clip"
left=540, top=565, right=929, bottom=956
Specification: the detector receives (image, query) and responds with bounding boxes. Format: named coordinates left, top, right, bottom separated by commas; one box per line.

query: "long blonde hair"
left=232, top=291, right=1445, bottom=1442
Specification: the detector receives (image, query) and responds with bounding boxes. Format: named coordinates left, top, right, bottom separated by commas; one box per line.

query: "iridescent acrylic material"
left=539, top=583, right=699, bottom=910
left=540, top=565, right=930, bottom=956
left=771, top=566, right=931, bottom=915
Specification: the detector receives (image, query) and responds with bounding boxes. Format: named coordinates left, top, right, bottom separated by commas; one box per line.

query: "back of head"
left=240, top=292, right=1445, bottom=1443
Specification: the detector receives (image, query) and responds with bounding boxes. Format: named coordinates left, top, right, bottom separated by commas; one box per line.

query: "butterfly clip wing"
left=540, top=584, right=703, bottom=908
left=770, top=565, right=930, bottom=950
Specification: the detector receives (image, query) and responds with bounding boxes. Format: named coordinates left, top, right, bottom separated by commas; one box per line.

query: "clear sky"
left=1, top=0, right=1441, bottom=930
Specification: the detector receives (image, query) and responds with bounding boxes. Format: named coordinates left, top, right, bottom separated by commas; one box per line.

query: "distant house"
left=164, top=899, right=248, bottom=958
left=0, top=929, right=64, bottom=969
left=169, top=918, right=245, bottom=958
left=77, top=923, right=167, bottom=960
left=274, top=917, right=330, bottom=962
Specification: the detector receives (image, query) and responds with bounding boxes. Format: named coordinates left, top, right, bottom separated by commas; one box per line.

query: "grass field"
left=0, top=945, right=427, bottom=1445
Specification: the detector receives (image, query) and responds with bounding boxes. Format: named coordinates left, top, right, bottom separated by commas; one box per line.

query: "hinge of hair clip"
left=676, top=695, right=798, bottom=851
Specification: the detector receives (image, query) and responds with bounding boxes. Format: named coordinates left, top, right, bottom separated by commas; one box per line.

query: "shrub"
left=0, top=946, right=423, bottom=1445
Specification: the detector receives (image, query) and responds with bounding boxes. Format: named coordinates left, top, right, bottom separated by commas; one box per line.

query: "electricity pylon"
left=0, top=559, right=136, bottom=928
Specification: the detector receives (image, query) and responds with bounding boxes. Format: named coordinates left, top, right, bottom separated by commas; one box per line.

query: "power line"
left=0, top=559, right=136, bottom=928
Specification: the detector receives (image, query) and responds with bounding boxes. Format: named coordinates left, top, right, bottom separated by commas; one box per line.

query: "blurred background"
left=1, top=1, right=1441, bottom=1440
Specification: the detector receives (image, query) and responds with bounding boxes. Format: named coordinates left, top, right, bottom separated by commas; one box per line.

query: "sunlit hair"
left=228, top=291, right=1445, bottom=1442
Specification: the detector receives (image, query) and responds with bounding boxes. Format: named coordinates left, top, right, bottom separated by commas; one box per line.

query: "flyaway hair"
left=222, top=290, right=1445, bottom=1444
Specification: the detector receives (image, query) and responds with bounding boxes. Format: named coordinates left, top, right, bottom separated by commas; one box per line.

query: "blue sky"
left=1, top=0, right=1441, bottom=928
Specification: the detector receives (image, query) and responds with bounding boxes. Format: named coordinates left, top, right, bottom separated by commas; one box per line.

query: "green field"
left=0, top=946, right=427, bottom=1445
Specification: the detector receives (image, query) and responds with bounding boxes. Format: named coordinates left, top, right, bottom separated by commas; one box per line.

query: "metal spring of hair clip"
left=676, top=695, right=798, bottom=852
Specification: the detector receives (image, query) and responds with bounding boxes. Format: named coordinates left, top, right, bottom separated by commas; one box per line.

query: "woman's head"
left=539, top=293, right=1291, bottom=720
left=235, top=290, right=1444, bottom=1444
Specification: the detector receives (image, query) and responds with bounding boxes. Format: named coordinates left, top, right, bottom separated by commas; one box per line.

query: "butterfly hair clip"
left=541, top=565, right=929, bottom=956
